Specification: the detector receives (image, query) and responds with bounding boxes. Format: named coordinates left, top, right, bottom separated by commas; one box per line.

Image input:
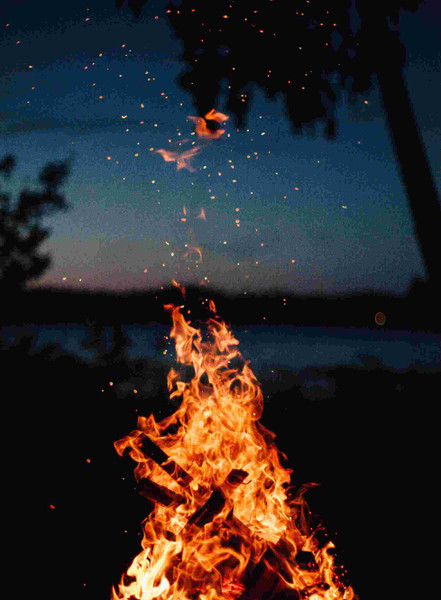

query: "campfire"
left=112, top=299, right=356, bottom=600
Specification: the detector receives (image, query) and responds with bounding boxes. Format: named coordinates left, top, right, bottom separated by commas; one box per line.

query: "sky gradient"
left=1, top=0, right=440, bottom=295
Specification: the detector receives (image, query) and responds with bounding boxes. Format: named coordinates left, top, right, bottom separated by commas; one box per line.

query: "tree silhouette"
left=0, top=155, right=70, bottom=293
left=117, top=0, right=441, bottom=291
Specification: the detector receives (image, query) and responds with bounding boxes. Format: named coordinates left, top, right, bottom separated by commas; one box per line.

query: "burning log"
left=263, top=538, right=319, bottom=577
left=186, top=469, right=248, bottom=529
left=224, top=468, right=249, bottom=488
left=123, top=435, right=324, bottom=600
left=138, top=432, right=193, bottom=484
left=123, top=431, right=193, bottom=486
left=137, top=478, right=186, bottom=507
left=239, top=535, right=319, bottom=600
left=186, top=487, right=226, bottom=528
left=238, top=540, right=287, bottom=600
left=240, top=559, right=282, bottom=600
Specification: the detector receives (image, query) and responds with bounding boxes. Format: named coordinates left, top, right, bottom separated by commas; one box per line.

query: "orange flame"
left=189, top=109, right=229, bottom=140
left=112, top=305, right=356, bottom=600
left=172, top=279, right=186, bottom=298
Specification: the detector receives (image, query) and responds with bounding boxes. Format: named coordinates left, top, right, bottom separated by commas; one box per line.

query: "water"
left=2, top=323, right=440, bottom=373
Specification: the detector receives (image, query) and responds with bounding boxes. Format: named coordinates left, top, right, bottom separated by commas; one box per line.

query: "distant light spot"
left=375, top=312, right=386, bottom=326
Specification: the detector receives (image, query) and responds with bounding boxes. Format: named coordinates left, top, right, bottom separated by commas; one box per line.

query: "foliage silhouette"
left=115, top=0, right=149, bottom=18
left=0, top=155, right=70, bottom=293
left=118, top=0, right=441, bottom=290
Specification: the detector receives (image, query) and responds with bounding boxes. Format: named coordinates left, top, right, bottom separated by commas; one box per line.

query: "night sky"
left=1, top=0, right=440, bottom=295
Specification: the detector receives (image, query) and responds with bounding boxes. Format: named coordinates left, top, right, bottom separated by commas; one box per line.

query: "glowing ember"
left=112, top=303, right=356, bottom=600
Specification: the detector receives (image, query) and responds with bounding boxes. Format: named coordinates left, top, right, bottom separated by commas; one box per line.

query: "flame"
left=172, top=279, right=186, bottom=298
left=189, top=109, right=229, bottom=140
left=112, top=304, right=356, bottom=600
left=155, top=146, right=201, bottom=172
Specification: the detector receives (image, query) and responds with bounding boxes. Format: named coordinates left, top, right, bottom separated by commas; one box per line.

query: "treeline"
left=3, top=282, right=440, bottom=331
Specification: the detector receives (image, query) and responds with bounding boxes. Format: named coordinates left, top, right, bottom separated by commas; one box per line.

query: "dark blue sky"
left=1, top=0, right=440, bottom=294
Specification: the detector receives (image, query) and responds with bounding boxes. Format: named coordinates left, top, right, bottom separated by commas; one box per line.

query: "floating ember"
left=189, top=109, right=229, bottom=139
left=112, top=301, right=356, bottom=600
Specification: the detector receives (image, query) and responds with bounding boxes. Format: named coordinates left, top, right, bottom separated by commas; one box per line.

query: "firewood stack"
left=121, top=431, right=327, bottom=600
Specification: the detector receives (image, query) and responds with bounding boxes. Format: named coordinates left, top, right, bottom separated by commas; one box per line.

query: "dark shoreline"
left=3, top=284, right=440, bottom=332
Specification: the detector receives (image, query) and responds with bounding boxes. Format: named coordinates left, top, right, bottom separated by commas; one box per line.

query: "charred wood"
left=130, top=432, right=193, bottom=485
left=240, top=537, right=317, bottom=600
left=187, top=469, right=249, bottom=529
left=240, top=560, right=281, bottom=600
left=271, top=587, right=300, bottom=600
left=137, top=478, right=186, bottom=506
left=187, top=488, right=226, bottom=528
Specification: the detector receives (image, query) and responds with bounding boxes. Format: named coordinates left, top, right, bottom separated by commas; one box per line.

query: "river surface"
left=3, top=323, right=440, bottom=372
